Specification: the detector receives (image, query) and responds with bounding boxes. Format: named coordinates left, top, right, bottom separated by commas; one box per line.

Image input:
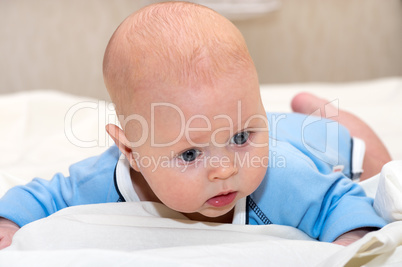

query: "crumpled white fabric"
left=373, top=160, right=402, bottom=223
left=1, top=201, right=402, bottom=267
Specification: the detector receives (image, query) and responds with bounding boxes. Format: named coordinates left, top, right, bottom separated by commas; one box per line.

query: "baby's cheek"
left=244, top=163, right=267, bottom=193
left=155, top=179, right=204, bottom=213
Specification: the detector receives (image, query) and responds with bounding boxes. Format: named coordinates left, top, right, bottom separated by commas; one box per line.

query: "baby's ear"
left=105, top=124, right=140, bottom=172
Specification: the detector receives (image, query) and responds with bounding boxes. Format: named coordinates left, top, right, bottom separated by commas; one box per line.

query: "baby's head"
left=103, top=1, right=269, bottom=220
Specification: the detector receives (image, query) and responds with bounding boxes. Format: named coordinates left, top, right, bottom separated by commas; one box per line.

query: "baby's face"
left=126, top=69, right=268, bottom=218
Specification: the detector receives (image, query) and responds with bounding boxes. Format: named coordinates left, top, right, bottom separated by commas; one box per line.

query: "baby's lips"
left=206, top=191, right=237, bottom=207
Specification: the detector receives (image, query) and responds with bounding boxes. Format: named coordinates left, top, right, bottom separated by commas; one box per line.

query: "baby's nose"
left=207, top=154, right=238, bottom=181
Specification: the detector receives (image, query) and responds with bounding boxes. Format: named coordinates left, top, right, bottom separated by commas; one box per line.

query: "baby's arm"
left=0, top=146, right=119, bottom=250
left=0, top=217, right=20, bottom=249
left=332, top=227, right=376, bottom=246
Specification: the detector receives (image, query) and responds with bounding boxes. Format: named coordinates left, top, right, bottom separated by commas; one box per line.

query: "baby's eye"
left=230, top=131, right=250, bottom=145
left=180, top=149, right=201, bottom=162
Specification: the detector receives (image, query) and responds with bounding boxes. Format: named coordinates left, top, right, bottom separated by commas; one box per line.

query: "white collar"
left=115, top=154, right=246, bottom=225
left=115, top=154, right=140, bottom=202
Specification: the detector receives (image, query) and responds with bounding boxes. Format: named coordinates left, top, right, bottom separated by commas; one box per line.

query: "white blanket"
left=1, top=78, right=402, bottom=266
left=1, top=201, right=401, bottom=267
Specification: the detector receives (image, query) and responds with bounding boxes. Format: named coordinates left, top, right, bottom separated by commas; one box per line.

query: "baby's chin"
left=202, top=208, right=231, bottom=217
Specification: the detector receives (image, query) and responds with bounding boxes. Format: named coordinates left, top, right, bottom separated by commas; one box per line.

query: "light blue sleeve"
left=267, top=112, right=353, bottom=177
left=248, top=139, right=387, bottom=242
left=0, top=146, right=120, bottom=227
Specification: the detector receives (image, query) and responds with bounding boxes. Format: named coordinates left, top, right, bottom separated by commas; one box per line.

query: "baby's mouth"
left=206, top=191, right=237, bottom=207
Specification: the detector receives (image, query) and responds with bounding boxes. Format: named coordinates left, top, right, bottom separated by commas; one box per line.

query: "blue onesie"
left=0, top=113, right=386, bottom=242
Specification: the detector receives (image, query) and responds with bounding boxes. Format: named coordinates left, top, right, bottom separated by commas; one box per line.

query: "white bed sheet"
left=1, top=77, right=402, bottom=266
left=1, top=201, right=401, bottom=267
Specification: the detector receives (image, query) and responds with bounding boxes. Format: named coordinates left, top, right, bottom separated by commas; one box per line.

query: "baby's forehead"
left=119, top=75, right=264, bottom=147
left=127, top=78, right=259, bottom=122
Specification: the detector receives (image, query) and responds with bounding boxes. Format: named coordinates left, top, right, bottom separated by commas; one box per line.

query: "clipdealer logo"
left=64, top=99, right=341, bottom=167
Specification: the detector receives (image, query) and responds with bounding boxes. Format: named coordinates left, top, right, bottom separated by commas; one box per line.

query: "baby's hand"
left=0, top=217, right=20, bottom=249
left=332, top=228, right=375, bottom=246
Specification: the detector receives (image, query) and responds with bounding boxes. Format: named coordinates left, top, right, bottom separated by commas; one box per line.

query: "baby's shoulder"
left=68, top=145, right=120, bottom=178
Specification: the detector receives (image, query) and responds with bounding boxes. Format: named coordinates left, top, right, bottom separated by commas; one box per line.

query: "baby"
left=0, top=1, right=391, bottom=249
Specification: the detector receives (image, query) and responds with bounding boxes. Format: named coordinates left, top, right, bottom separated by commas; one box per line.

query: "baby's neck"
left=183, top=209, right=235, bottom=224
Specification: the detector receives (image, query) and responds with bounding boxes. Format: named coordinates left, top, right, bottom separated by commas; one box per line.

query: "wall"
left=234, top=0, right=402, bottom=84
left=0, top=0, right=138, bottom=100
left=0, top=0, right=401, bottom=100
